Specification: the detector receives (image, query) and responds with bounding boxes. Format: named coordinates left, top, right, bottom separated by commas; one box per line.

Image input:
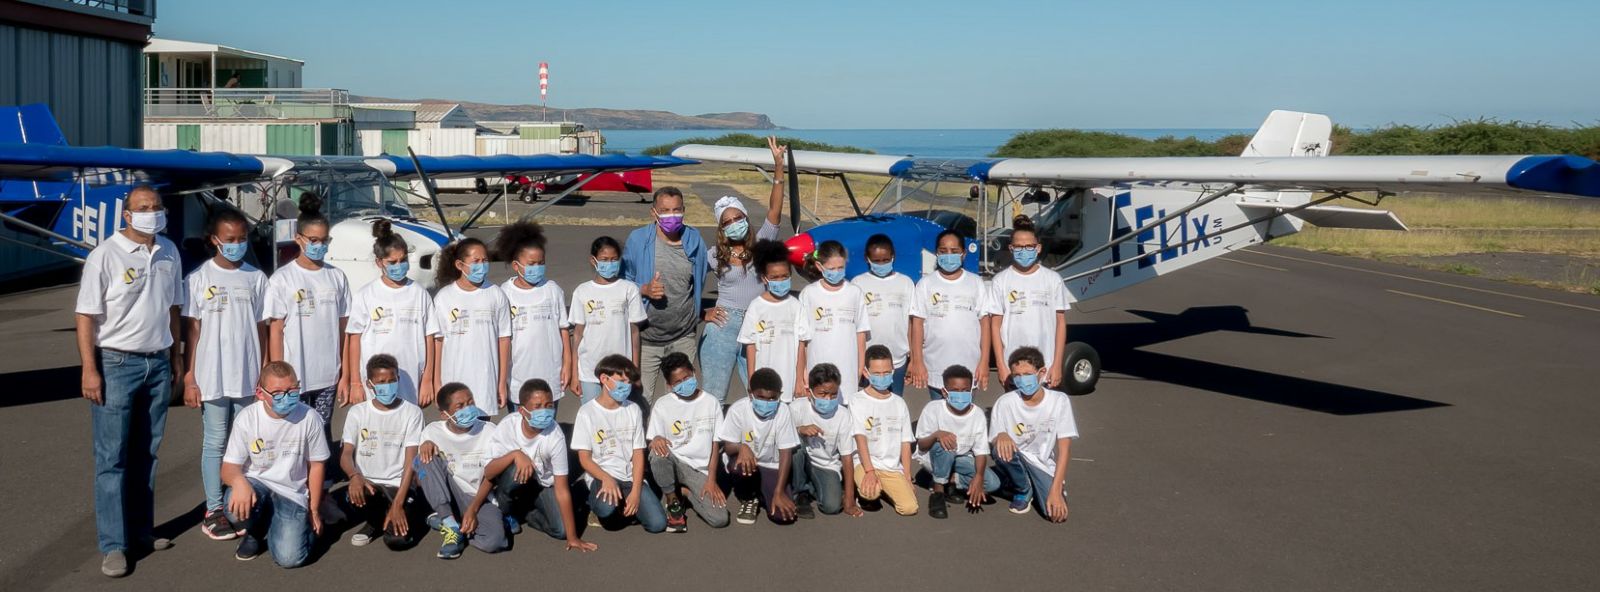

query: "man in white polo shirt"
left=75, top=186, right=185, bottom=578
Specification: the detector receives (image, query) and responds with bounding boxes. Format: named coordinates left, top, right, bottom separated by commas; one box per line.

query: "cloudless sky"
left=154, top=0, right=1600, bottom=129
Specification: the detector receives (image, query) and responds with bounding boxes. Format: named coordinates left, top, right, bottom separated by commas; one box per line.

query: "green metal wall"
left=381, top=129, right=409, bottom=155
left=175, top=124, right=200, bottom=150
left=266, top=124, right=315, bottom=155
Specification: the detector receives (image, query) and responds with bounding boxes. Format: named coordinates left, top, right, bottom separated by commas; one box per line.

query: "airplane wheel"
left=1060, top=342, right=1100, bottom=395
left=521, top=190, right=537, bottom=204
left=474, top=178, right=489, bottom=194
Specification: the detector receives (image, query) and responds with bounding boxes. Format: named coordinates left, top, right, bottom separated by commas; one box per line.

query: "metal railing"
left=143, top=88, right=352, bottom=120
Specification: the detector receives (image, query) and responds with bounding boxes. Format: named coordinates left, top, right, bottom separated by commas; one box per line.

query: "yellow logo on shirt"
left=593, top=429, right=607, bottom=444
left=671, top=420, right=686, bottom=436
left=1008, top=290, right=1020, bottom=303
left=930, top=292, right=944, bottom=305
left=584, top=300, right=598, bottom=314
left=743, top=431, right=755, bottom=443
left=1012, top=423, right=1027, bottom=437
left=813, top=307, right=825, bottom=321
left=864, top=417, right=877, bottom=430
left=448, top=308, right=461, bottom=322
left=204, top=285, right=220, bottom=300
left=371, top=307, right=387, bottom=322
left=121, top=268, right=138, bottom=284
left=509, top=305, right=520, bottom=318
left=294, top=289, right=307, bottom=303
left=249, top=438, right=265, bottom=454
left=359, top=428, right=370, bottom=443
left=755, top=320, right=768, bottom=333
left=864, top=292, right=876, bottom=304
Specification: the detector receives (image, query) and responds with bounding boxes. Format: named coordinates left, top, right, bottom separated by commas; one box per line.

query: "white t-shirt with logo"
left=800, top=282, right=870, bottom=386
left=715, top=397, right=801, bottom=470
left=223, top=402, right=331, bottom=508
left=486, top=418, right=569, bottom=488
left=913, top=400, right=991, bottom=467
left=568, top=279, right=647, bottom=385
left=911, top=270, right=992, bottom=389
left=851, top=272, right=915, bottom=368
left=736, top=295, right=811, bottom=402
left=789, top=399, right=857, bottom=474
left=646, top=392, right=724, bottom=473
left=989, top=389, right=1079, bottom=475
left=264, top=262, right=351, bottom=391
left=346, top=280, right=439, bottom=405
left=76, top=232, right=185, bottom=353
left=183, top=260, right=269, bottom=401
left=501, top=278, right=570, bottom=402
left=570, top=400, right=646, bottom=484
left=847, top=390, right=914, bottom=472
left=340, top=399, right=425, bottom=488
left=433, top=282, right=512, bottom=414
left=422, top=419, right=499, bottom=497
left=987, top=266, right=1069, bottom=369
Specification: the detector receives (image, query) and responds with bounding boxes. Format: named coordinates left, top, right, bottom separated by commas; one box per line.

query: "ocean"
left=603, top=128, right=1254, bottom=157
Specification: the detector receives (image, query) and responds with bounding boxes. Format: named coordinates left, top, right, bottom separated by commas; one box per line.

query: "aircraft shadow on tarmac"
left=1075, top=306, right=1449, bottom=416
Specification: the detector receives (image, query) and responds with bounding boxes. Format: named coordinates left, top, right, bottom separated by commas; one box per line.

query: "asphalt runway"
left=2, top=225, right=1597, bottom=590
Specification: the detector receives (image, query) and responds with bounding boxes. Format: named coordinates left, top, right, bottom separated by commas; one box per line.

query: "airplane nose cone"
left=784, top=233, right=815, bottom=267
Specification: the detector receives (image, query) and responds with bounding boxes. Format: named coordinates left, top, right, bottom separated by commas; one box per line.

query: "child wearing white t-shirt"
left=264, top=198, right=349, bottom=451
left=851, top=234, right=915, bottom=395
left=988, top=217, right=1069, bottom=390
left=789, top=363, right=862, bottom=517
left=571, top=355, right=667, bottom=533
left=569, top=236, right=646, bottom=404
left=801, top=240, right=870, bottom=392
left=990, top=347, right=1078, bottom=523
left=220, top=362, right=331, bottom=568
left=910, top=229, right=994, bottom=399
left=850, top=345, right=918, bottom=516
left=646, top=353, right=730, bottom=532
left=493, top=222, right=577, bottom=406
left=338, top=355, right=425, bottom=550
left=431, top=238, right=512, bottom=415
left=415, top=383, right=507, bottom=559
left=716, top=368, right=801, bottom=525
left=737, top=239, right=811, bottom=401
left=345, top=220, right=439, bottom=407
left=914, top=364, right=1000, bottom=520
left=470, top=380, right=597, bottom=552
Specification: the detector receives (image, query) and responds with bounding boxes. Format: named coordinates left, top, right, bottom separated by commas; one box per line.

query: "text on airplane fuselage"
left=1109, top=192, right=1222, bottom=277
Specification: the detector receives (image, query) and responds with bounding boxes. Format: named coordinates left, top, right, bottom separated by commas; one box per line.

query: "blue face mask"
left=722, top=218, right=749, bottom=241
left=608, top=380, right=632, bottom=403
left=868, top=372, right=895, bottom=392
left=821, top=267, right=846, bottom=285
left=269, top=390, right=301, bottom=415
left=370, top=382, right=400, bottom=406
left=936, top=253, right=963, bottom=273
left=302, top=241, right=328, bottom=262
left=525, top=408, right=556, bottom=430
left=946, top=390, right=973, bottom=411
left=219, top=241, right=248, bottom=263
left=452, top=406, right=484, bottom=429
left=752, top=397, right=781, bottom=419
left=1013, top=373, right=1041, bottom=396
left=672, top=377, right=699, bottom=398
left=765, top=277, right=791, bottom=297
left=385, top=261, right=410, bottom=282
left=1012, top=247, right=1039, bottom=268
left=521, top=263, right=545, bottom=285
left=869, top=260, right=894, bottom=277
left=595, top=259, right=620, bottom=279
left=464, top=261, right=489, bottom=285
left=811, top=396, right=840, bottom=417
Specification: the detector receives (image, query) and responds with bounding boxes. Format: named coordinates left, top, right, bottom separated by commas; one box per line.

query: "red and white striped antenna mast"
left=538, top=62, right=549, bottom=122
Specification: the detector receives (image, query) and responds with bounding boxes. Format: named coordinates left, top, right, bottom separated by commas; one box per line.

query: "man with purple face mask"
left=623, top=186, right=709, bottom=400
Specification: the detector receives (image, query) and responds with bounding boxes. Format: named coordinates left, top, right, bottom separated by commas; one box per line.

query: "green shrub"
left=994, top=120, right=1600, bottom=158
left=643, top=133, right=874, bottom=156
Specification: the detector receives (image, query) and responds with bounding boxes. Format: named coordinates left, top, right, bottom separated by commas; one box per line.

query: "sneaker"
left=946, top=488, right=968, bottom=506
left=587, top=513, right=602, bottom=528
left=202, top=509, right=240, bottom=541
left=928, top=491, right=948, bottom=519
left=1009, top=494, right=1031, bottom=514
left=859, top=497, right=883, bottom=512
left=350, top=522, right=379, bottom=547
left=234, top=535, right=264, bottom=561
left=794, top=492, right=816, bottom=520
left=138, top=535, right=174, bottom=552
left=504, top=515, right=522, bottom=535
left=665, top=495, right=688, bottom=533
left=436, top=517, right=466, bottom=560
left=101, top=550, right=128, bottom=578
left=736, top=498, right=760, bottom=525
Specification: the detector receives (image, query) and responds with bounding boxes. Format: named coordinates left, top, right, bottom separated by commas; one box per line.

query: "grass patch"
left=643, top=133, right=874, bottom=156
left=1275, top=228, right=1600, bottom=258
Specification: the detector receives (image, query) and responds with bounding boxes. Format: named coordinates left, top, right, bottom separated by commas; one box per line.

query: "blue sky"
left=154, top=0, right=1600, bottom=129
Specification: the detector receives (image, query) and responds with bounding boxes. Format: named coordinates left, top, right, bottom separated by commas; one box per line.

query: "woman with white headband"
left=698, top=137, right=789, bottom=402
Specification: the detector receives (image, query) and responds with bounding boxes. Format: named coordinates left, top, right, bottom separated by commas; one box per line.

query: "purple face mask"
left=658, top=214, right=685, bottom=234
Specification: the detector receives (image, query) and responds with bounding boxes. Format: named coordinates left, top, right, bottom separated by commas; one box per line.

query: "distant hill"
left=353, top=96, right=780, bottom=130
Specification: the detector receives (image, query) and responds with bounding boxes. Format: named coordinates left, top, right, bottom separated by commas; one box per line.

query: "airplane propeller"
left=786, top=143, right=801, bottom=234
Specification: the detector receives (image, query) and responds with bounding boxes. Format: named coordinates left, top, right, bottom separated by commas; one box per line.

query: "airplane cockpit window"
left=277, top=172, right=413, bottom=222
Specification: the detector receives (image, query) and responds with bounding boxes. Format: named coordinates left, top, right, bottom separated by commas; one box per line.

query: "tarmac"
left=2, top=210, right=1598, bottom=589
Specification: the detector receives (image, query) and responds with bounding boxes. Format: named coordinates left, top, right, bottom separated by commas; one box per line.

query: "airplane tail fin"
left=1240, top=110, right=1331, bottom=157
left=0, top=103, right=69, bottom=146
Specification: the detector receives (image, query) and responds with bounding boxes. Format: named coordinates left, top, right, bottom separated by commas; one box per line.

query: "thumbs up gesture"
left=643, top=271, right=667, bottom=300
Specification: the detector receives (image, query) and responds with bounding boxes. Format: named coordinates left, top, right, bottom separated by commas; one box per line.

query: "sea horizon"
left=603, top=128, right=1254, bottom=157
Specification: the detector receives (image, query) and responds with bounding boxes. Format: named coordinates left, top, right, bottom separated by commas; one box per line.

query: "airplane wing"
left=374, top=153, right=696, bottom=180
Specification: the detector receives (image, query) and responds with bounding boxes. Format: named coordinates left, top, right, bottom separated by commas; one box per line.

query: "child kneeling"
left=220, top=362, right=330, bottom=567
left=716, top=368, right=801, bottom=525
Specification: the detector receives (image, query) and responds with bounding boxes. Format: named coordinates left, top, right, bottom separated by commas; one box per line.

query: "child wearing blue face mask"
left=987, top=216, right=1069, bottom=391
left=990, top=347, right=1078, bottom=522
left=265, top=194, right=350, bottom=457
left=849, top=345, right=918, bottom=516
left=415, top=383, right=507, bottom=558
left=570, top=236, right=647, bottom=404
left=911, top=229, right=994, bottom=399
left=789, top=363, right=863, bottom=517
left=572, top=355, right=667, bottom=533
left=494, top=222, right=577, bottom=408
left=432, top=238, right=513, bottom=415
left=737, top=240, right=812, bottom=401
left=220, top=362, right=330, bottom=567
left=339, top=355, right=426, bottom=549
left=914, top=365, right=1000, bottom=519
left=801, top=240, right=871, bottom=394
left=646, top=353, right=729, bottom=532
left=716, top=368, right=802, bottom=525
left=346, top=220, right=440, bottom=407
left=184, top=209, right=271, bottom=540
left=471, top=380, right=598, bottom=552
left=850, top=234, right=914, bottom=395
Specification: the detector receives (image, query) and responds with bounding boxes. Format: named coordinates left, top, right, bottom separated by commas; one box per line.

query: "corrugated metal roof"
left=351, top=103, right=466, bottom=124
left=144, top=38, right=304, bottom=64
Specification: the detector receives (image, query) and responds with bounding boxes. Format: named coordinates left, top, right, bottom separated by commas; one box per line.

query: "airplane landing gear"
left=1060, top=342, right=1101, bottom=395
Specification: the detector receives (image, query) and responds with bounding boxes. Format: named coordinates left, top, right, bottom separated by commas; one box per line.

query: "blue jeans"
left=789, top=447, right=845, bottom=514
left=996, top=455, right=1065, bottom=514
left=93, top=349, right=172, bottom=554
left=927, top=443, right=1000, bottom=493
left=202, top=397, right=252, bottom=512
left=587, top=479, right=667, bottom=533
left=224, top=478, right=312, bottom=568
left=698, top=307, right=748, bottom=403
